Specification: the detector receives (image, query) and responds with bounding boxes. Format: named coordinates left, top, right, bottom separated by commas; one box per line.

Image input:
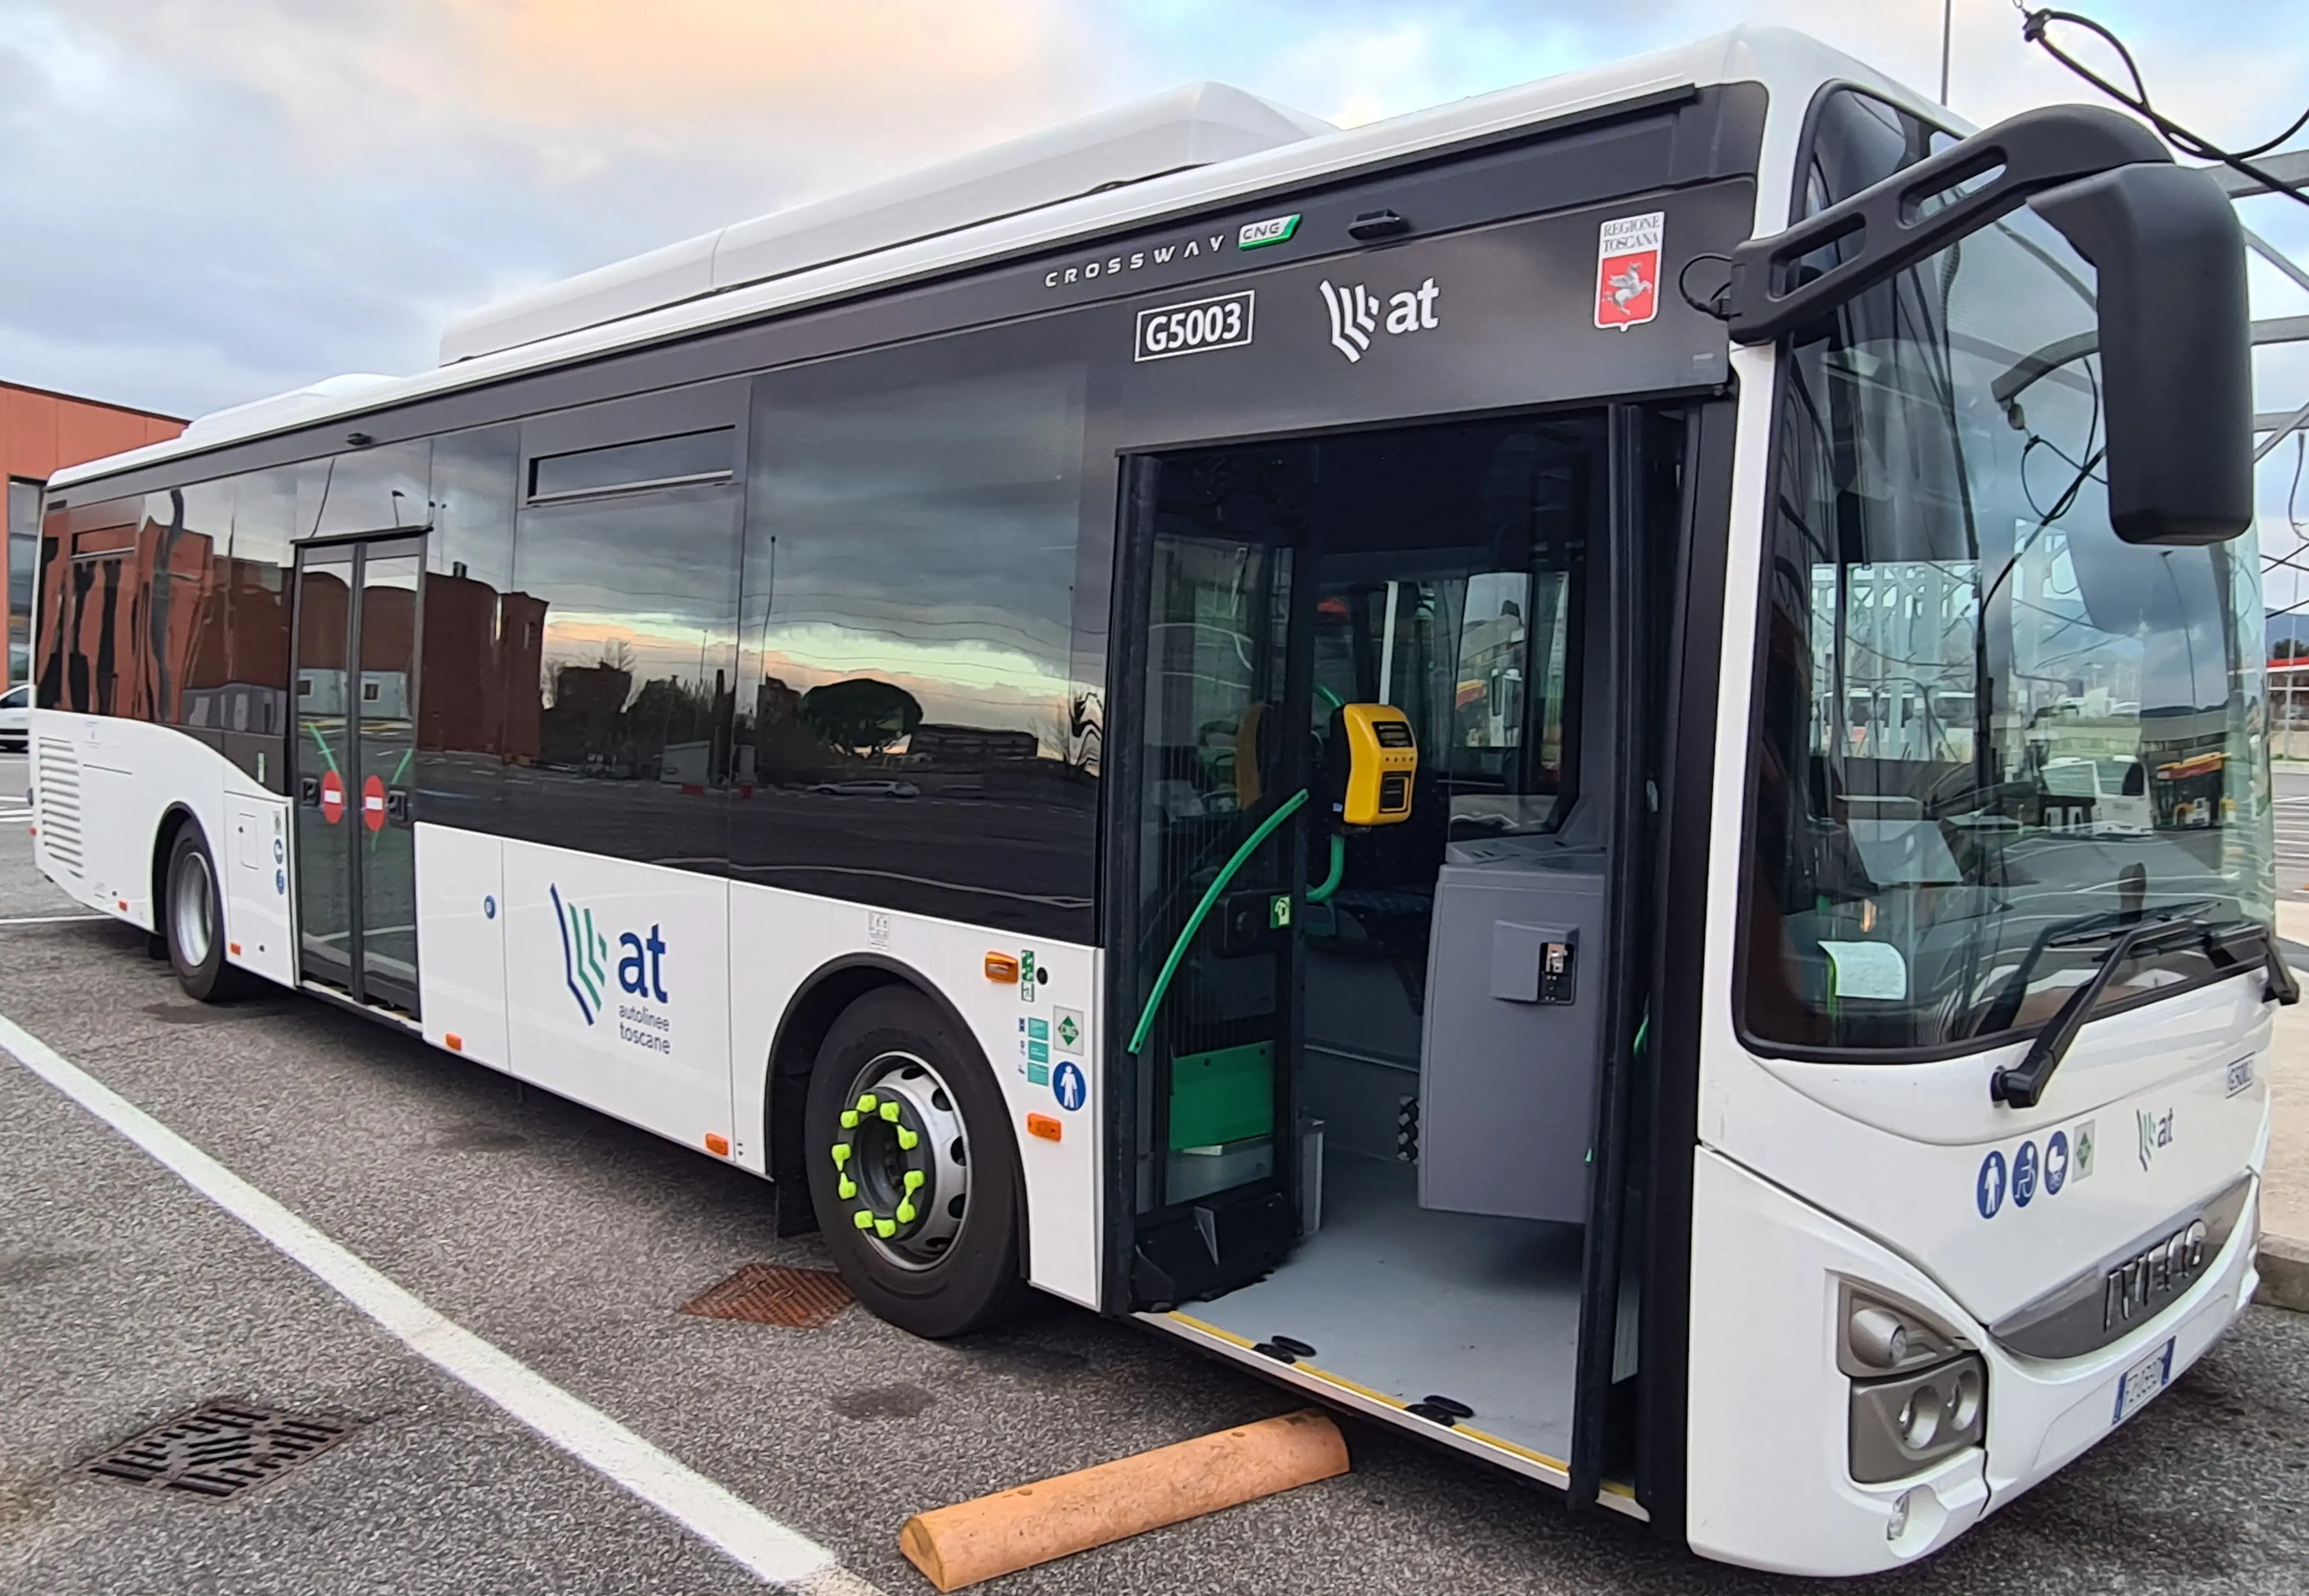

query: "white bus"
left=28, top=27, right=2288, bottom=1575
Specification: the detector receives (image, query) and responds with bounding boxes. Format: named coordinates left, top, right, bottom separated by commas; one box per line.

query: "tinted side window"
left=500, top=447, right=741, bottom=866
left=419, top=426, right=521, bottom=816
left=222, top=463, right=321, bottom=785
left=145, top=481, right=234, bottom=734
left=36, top=498, right=141, bottom=715
left=314, top=441, right=432, bottom=537
left=733, top=351, right=1093, bottom=937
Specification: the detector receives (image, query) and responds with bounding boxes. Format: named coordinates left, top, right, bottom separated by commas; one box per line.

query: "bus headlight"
left=1839, top=1282, right=1987, bottom=1484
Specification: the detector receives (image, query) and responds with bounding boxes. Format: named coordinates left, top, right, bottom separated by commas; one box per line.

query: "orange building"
left=2, top=380, right=185, bottom=686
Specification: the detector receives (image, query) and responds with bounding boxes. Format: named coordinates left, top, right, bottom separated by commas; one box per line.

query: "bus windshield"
left=1741, top=89, right=2272, bottom=1054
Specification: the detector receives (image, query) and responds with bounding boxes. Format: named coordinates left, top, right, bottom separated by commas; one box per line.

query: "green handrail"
left=1305, top=832, right=1346, bottom=905
left=1127, top=788, right=1309, bottom=1056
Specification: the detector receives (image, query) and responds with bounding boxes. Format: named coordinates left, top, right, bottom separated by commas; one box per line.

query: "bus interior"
left=1123, top=405, right=1677, bottom=1467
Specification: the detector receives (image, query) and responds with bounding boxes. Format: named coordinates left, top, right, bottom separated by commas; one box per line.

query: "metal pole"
left=1940, top=0, right=1953, bottom=105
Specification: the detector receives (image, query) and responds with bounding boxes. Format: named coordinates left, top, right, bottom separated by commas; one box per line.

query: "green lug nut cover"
left=879, top=1102, right=901, bottom=1123
left=875, top=1218, right=897, bottom=1238
left=896, top=1128, right=920, bottom=1151
left=839, top=1110, right=859, bottom=1129
left=856, top=1093, right=879, bottom=1113
left=853, top=1210, right=874, bottom=1230
left=830, top=1143, right=851, bottom=1166
left=896, top=1202, right=917, bottom=1224
left=903, top=1170, right=925, bottom=1192
left=837, top=1177, right=857, bottom=1199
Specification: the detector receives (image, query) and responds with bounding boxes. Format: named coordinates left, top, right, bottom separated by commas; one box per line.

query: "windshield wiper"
left=1989, top=907, right=2298, bottom=1109
left=1974, top=898, right=2218, bottom=1038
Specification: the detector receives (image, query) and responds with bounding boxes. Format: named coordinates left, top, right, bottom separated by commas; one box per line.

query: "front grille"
left=35, top=736, right=82, bottom=876
left=1991, top=1176, right=2251, bottom=1359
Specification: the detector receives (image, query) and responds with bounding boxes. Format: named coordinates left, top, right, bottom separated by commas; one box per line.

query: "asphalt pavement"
left=2, top=750, right=2306, bottom=1595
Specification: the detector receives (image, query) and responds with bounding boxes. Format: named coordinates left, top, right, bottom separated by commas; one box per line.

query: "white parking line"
left=0, top=1011, right=882, bottom=1596
left=0, top=914, right=111, bottom=926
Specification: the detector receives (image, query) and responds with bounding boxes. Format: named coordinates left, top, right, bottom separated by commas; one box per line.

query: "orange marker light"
left=117, top=899, right=128, bottom=911
left=444, top=1032, right=464, bottom=1053
left=228, top=941, right=242, bottom=956
left=705, top=1132, right=731, bottom=1157
left=984, top=952, right=1021, bottom=983
left=1026, top=1113, right=1062, bottom=1142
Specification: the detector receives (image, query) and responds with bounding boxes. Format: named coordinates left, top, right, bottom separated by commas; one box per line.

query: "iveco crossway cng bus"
left=29, top=28, right=2289, bottom=1575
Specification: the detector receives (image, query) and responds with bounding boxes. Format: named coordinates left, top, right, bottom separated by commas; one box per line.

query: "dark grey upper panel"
left=56, top=85, right=1764, bottom=508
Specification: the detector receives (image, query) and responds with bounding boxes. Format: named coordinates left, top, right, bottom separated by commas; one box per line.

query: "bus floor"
left=1186, top=1149, right=1583, bottom=1466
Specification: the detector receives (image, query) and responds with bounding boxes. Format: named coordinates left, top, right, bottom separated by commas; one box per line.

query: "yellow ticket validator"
left=1338, top=703, right=1417, bottom=825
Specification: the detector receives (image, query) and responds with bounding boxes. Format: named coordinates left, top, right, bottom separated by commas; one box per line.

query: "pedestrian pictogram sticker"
left=362, top=774, right=387, bottom=833
left=1595, top=211, right=1663, bottom=330
left=319, top=769, right=345, bottom=825
left=1052, top=1060, right=1086, bottom=1112
left=1976, top=1149, right=2007, bottom=1220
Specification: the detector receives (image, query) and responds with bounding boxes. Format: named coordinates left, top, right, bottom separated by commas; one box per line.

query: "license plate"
left=2113, top=1337, right=2175, bottom=1426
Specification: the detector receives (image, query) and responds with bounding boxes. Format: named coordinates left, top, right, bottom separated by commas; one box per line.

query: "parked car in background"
left=0, top=684, right=27, bottom=750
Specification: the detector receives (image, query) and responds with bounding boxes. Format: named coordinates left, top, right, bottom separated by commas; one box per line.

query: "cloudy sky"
left=5, top=1, right=2308, bottom=577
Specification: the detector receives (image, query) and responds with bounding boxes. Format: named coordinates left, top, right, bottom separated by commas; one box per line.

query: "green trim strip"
left=1127, top=788, right=1308, bottom=1057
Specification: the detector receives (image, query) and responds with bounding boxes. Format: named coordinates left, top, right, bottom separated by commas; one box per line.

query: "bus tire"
left=804, top=986, right=1028, bottom=1339
left=164, top=826, right=250, bottom=1003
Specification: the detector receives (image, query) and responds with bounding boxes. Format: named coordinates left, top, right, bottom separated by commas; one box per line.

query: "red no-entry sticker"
left=319, top=769, right=345, bottom=825
left=362, top=774, right=387, bottom=833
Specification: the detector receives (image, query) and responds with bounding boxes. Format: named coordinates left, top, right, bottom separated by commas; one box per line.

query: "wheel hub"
left=831, top=1052, right=970, bottom=1268
left=173, top=851, right=213, bottom=966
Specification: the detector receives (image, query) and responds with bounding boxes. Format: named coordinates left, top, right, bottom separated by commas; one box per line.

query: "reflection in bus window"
left=1741, top=88, right=2271, bottom=1054
left=733, top=358, right=1093, bottom=936
left=500, top=480, right=741, bottom=865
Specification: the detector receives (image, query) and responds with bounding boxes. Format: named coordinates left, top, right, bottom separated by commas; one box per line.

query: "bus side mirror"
left=2028, top=164, right=2253, bottom=547
left=1720, top=105, right=2253, bottom=548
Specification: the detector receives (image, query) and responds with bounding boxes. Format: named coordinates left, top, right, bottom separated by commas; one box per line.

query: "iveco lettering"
left=29, top=26, right=2286, bottom=1577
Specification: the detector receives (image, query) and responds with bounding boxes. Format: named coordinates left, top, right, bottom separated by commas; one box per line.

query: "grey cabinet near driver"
left=1419, top=838, right=1608, bottom=1223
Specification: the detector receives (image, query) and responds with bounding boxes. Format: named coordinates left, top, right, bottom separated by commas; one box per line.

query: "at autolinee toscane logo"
left=552, top=885, right=613, bottom=1025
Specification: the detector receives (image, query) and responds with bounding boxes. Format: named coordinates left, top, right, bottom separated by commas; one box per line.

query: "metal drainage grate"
left=680, top=1263, right=853, bottom=1328
left=87, top=1403, right=358, bottom=1498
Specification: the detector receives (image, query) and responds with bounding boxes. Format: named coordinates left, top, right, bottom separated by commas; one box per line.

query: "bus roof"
left=53, top=24, right=1934, bottom=495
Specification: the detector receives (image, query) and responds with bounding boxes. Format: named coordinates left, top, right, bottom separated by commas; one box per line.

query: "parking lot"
left=1, top=750, right=2306, bottom=1596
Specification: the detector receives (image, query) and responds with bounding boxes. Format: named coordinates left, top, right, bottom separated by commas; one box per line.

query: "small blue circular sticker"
left=484, top=894, right=497, bottom=920
left=272, top=837, right=285, bottom=864
left=274, top=868, right=286, bottom=896
left=1977, top=1149, right=2008, bottom=1219
left=1052, top=1060, right=1086, bottom=1112
left=2045, top=1130, right=2070, bottom=1197
left=2013, top=1140, right=2039, bottom=1208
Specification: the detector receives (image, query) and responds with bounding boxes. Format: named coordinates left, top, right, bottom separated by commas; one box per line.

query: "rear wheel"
left=805, top=986, right=1028, bottom=1338
left=165, top=826, right=249, bottom=1002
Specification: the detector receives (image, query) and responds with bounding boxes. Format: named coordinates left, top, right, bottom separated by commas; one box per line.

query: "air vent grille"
left=35, top=737, right=82, bottom=876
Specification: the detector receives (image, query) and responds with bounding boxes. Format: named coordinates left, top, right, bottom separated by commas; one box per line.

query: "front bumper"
left=1686, top=1151, right=2259, bottom=1575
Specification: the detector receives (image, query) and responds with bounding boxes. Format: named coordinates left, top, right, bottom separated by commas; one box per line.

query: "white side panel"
left=726, top=878, right=1102, bottom=1309
left=501, top=839, right=732, bottom=1157
left=221, top=787, right=295, bottom=984
left=414, top=823, right=508, bottom=1068
left=31, top=711, right=227, bottom=932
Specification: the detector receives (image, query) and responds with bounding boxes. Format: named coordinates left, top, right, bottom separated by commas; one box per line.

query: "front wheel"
left=804, top=986, right=1029, bottom=1338
left=165, top=826, right=250, bottom=1003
